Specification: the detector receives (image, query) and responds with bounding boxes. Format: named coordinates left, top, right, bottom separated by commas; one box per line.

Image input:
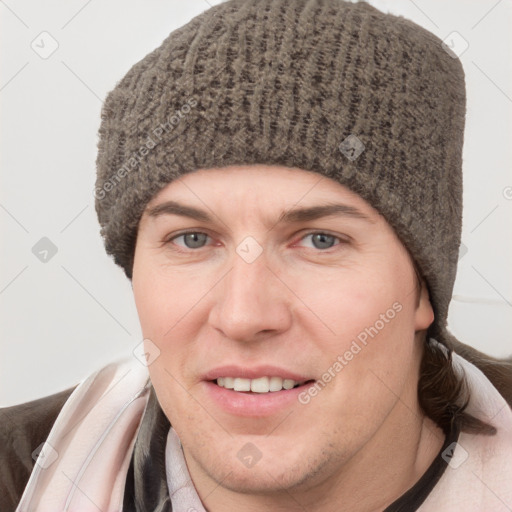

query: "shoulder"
left=0, top=385, right=78, bottom=512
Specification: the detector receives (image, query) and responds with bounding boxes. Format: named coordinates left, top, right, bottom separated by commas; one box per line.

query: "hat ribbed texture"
left=95, top=0, right=466, bottom=343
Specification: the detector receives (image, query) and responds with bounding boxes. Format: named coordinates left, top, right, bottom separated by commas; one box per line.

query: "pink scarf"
left=14, top=345, right=512, bottom=511
left=15, top=358, right=151, bottom=512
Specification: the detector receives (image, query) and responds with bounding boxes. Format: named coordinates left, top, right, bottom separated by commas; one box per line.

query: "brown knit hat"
left=94, top=0, right=466, bottom=346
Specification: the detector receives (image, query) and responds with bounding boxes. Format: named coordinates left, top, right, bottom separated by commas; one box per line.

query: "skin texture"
left=132, top=164, right=444, bottom=512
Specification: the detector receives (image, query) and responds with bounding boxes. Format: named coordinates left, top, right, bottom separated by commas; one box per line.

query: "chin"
left=210, top=461, right=312, bottom=495
left=196, top=439, right=338, bottom=496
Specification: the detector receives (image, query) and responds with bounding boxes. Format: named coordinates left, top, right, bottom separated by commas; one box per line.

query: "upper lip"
left=203, top=365, right=314, bottom=382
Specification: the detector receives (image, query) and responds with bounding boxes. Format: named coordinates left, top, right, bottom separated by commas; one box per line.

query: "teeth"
left=269, top=376, right=283, bottom=392
left=251, top=377, right=269, bottom=393
left=223, top=377, right=235, bottom=389
left=216, top=376, right=304, bottom=393
left=282, top=379, right=295, bottom=390
left=233, top=378, right=251, bottom=391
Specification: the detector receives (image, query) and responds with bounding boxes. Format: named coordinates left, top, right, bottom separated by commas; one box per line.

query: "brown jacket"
left=0, top=383, right=172, bottom=512
left=0, top=386, right=78, bottom=511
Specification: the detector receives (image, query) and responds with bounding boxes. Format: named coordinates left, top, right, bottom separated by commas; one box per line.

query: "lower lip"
left=202, top=380, right=315, bottom=417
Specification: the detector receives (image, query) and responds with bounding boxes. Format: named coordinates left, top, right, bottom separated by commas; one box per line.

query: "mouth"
left=203, top=374, right=317, bottom=416
left=209, top=376, right=316, bottom=394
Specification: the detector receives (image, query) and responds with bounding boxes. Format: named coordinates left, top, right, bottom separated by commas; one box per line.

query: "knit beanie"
left=94, top=0, right=466, bottom=346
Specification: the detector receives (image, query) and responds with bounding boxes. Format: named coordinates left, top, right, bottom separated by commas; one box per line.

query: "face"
left=132, top=164, right=434, bottom=498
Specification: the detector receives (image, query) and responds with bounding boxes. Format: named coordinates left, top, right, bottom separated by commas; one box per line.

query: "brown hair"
left=412, top=261, right=512, bottom=436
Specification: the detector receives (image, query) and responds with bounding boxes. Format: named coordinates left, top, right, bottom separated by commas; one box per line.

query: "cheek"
left=132, top=258, right=218, bottom=391
left=297, top=267, right=418, bottom=405
left=297, top=266, right=411, bottom=353
left=310, top=278, right=418, bottom=464
left=132, top=255, right=201, bottom=341
left=132, top=267, right=163, bottom=340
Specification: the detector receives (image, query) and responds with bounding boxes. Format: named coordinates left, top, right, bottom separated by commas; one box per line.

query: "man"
left=2, top=0, right=512, bottom=511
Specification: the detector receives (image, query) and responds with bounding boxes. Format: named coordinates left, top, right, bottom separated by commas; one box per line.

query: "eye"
left=166, top=231, right=211, bottom=250
left=164, top=230, right=347, bottom=252
left=296, top=232, right=346, bottom=251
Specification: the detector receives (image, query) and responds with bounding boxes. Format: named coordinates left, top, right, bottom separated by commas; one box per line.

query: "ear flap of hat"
left=435, top=327, right=512, bottom=408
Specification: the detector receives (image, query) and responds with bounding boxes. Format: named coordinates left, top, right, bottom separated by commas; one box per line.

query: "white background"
left=1, top=0, right=511, bottom=406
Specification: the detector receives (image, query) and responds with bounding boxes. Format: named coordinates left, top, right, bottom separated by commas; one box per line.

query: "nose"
left=208, top=247, right=292, bottom=343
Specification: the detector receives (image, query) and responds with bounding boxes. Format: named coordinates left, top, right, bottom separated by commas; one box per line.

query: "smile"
left=204, top=379, right=316, bottom=417
left=214, top=376, right=310, bottom=393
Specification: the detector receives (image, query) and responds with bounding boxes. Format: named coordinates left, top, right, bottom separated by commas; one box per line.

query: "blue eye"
left=170, top=232, right=210, bottom=250
left=165, top=230, right=346, bottom=252
left=299, top=232, right=342, bottom=250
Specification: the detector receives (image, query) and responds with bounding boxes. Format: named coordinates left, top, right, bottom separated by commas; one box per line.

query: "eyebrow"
left=145, top=200, right=375, bottom=227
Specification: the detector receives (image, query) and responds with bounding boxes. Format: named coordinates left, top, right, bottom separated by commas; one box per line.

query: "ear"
left=415, top=279, right=434, bottom=331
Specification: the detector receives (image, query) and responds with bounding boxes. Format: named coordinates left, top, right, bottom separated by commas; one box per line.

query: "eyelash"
left=163, top=230, right=348, bottom=253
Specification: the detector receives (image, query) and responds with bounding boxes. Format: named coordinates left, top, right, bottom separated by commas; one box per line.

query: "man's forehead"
left=142, top=165, right=380, bottom=224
